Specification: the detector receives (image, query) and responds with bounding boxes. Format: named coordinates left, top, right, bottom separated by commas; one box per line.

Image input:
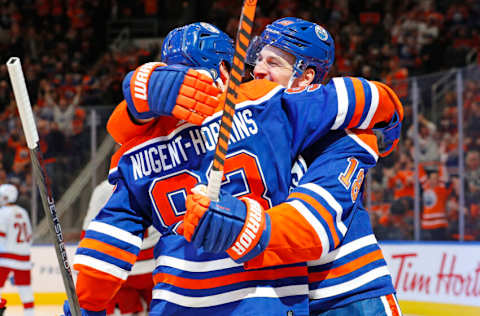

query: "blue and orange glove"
left=123, top=62, right=220, bottom=124
left=374, top=111, right=402, bottom=157
left=62, top=300, right=105, bottom=316
left=181, top=190, right=271, bottom=263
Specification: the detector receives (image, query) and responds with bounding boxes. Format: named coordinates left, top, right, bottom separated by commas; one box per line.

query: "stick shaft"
left=207, top=0, right=258, bottom=201
left=6, top=57, right=82, bottom=316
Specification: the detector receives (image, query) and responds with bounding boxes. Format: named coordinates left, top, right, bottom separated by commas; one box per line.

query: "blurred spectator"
left=385, top=57, right=409, bottom=101
left=373, top=200, right=412, bottom=240
left=387, top=152, right=419, bottom=202
left=7, top=132, right=29, bottom=177
left=38, top=119, right=66, bottom=197
left=48, top=85, right=82, bottom=137
left=465, top=151, right=480, bottom=207
left=408, top=114, right=440, bottom=169
left=0, top=0, right=478, bottom=242
left=421, top=168, right=451, bottom=240
left=0, top=80, right=9, bottom=113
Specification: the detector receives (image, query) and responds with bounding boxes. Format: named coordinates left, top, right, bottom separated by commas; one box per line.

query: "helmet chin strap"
left=286, top=75, right=295, bottom=89
left=287, top=68, right=302, bottom=89
left=286, top=61, right=303, bottom=89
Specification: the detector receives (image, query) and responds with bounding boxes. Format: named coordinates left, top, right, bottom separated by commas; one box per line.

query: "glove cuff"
left=124, top=62, right=166, bottom=120
left=226, top=198, right=269, bottom=261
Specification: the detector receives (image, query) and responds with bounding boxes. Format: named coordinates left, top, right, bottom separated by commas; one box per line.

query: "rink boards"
left=2, top=242, right=479, bottom=316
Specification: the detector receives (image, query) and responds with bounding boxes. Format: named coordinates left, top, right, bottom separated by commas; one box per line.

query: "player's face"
left=253, top=46, right=295, bottom=87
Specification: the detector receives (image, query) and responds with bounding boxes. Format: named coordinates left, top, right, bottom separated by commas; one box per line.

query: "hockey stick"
left=6, top=57, right=82, bottom=316
left=207, top=0, right=258, bottom=200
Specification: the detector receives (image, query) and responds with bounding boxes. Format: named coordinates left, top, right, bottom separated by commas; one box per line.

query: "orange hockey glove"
left=123, top=62, right=220, bottom=125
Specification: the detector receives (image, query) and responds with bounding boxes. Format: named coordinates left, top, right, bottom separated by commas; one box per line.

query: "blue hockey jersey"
left=75, top=77, right=401, bottom=315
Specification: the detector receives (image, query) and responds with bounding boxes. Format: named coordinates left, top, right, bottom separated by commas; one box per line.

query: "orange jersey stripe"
left=386, top=294, right=401, bottom=316
left=106, top=100, right=155, bottom=145
left=367, top=81, right=402, bottom=129
left=78, top=238, right=137, bottom=265
left=153, top=266, right=306, bottom=290
left=289, top=192, right=340, bottom=247
left=347, top=77, right=366, bottom=128
left=110, top=116, right=180, bottom=169
left=377, top=81, right=404, bottom=120
left=309, top=249, right=384, bottom=282
left=75, top=265, right=124, bottom=311
left=245, top=203, right=323, bottom=269
left=348, top=129, right=379, bottom=156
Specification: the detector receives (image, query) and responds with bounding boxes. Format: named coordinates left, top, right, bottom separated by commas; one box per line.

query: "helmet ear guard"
left=161, top=22, right=234, bottom=80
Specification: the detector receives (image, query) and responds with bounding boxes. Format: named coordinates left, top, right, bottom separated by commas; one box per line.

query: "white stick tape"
left=207, top=170, right=223, bottom=201
left=6, top=57, right=39, bottom=149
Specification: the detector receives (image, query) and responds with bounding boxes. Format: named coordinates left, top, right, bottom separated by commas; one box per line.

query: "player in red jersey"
left=0, top=184, right=34, bottom=316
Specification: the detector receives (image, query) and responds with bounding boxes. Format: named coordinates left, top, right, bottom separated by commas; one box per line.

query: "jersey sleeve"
left=282, top=77, right=402, bottom=155
left=73, top=176, right=150, bottom=311
left=244, top=131, right=378, bottom=269
left=106, top=100, right=156, bottom=145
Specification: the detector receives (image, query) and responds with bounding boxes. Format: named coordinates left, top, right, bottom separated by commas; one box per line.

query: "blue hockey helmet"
left=247, top=17, right=335, bottom=83
left=161, top=22, right=234, bottom=80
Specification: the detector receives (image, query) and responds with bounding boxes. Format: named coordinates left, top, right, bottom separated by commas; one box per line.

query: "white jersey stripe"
left=358, top=81, right=379, bottom=129
left=156, top=255, right=242, bottom=272
left=74, top=254, right=129, bottom=280
left=332, top=78, right=349, bottom=129
left=142, top=227, right=161, bottom=249
left=381, top=295, right=393, bottom=316
left=153, top=284, right=308, bottom=308
left=300, top=183, right=347, bottom=235
left=308, top=234, right=378, bottom=266
left=287, top=200, right=329, bottom=258
left=422, top=213, right=447, bottom=219
left=309, top=266, right=391, bottom=299
left=422, top=219, right=447, bottom=226
left=0, top=259, right=31, bottom=270
left=346, top=129, right=379, bottom=161
left=130, top=258, right=156, bottom=275
left=88, top=221, right=142, bottom=248
left=393, top=294, right=403, bottom=315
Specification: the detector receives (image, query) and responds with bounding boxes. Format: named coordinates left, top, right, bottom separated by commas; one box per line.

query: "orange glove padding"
left=173, top=69, right=220, bottom=125
left=125, top=63, right=220, bottom=125
left=181, top=193, right=210, bottom=242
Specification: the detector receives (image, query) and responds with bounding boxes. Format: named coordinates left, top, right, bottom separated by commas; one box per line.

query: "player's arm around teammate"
left=182, top=18, right=404, bottom=316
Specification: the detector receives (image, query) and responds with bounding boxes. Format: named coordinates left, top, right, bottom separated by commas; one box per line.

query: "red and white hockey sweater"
left=0, top=204, right=32, bottom=271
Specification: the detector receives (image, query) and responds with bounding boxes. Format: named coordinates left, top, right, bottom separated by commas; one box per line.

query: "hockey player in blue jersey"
left=182, top=18, right=404, bottom=315
left=66, top=19, right=402, bottom=316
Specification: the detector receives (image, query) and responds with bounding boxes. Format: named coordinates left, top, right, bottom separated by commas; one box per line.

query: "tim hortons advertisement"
left=380, top=242, right=480, bottom=307
left=3, top=243, right=480, bottom=309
